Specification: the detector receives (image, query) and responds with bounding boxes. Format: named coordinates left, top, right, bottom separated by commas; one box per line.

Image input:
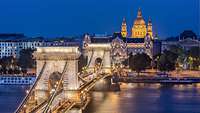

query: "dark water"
left=1, top=84, right=200, bottom=113
left=84, top=83, right=200, bottom=113
left=0, top=85, right=29, bottom=113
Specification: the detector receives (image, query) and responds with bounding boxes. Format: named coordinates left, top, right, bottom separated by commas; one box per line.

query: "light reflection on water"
left=83, top=83, right=200, bottom=113
left=1, top=84, right=200, bottom=113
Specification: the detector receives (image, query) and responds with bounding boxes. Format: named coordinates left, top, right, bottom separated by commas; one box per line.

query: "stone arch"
left=95, top=57, right=103, bottom=66
left=34, top=46, right=80, bottom=103
left=84, top=47, right=111, bottom=73
left=48, top=71, right=62, bottom=94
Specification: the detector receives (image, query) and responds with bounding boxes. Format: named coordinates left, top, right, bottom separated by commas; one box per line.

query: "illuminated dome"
left=133, top=8, right=146, bottom=25
left=134, top=18, right=146, bottom=25
left=131, top=8, right=147, bottom=38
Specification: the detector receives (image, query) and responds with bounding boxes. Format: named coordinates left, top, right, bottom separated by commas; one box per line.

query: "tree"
left=129, top=53, right=151, bottom=75
left=187, top=47, right=200, bottom=70
left=187, top=46, right=200, bottom=58
left=169, top=45, right=185, bottom=68
left=157, top=50, right=178, bottom=72
left=0, top=56, right=18, bottom=74
left=122, top=52, right=133, bottom=67
left=18, top=48, right=35, bottom=69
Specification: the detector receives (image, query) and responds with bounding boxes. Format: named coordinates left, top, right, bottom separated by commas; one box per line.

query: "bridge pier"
left=35, top=89, right=49, bottom=103
left=63, top=60, right=79, bottom=90
left=68, top=108, right=82, bottom=113
left=64, top=90, right=81, bottom=102
left=92, top=76, right=120, bottom=91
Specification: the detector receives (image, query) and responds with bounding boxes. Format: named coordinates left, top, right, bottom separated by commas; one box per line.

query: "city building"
left=161, top=30, right=200, bottom=52
left=0, top=34, right=43, bottom=58
left=119, top=8, right=154, bottom=58
left=121, top=8, right=153, bottom=39
left=0, top=34, right=81, bottom=58
left=121, top=18, right=128, bottom=38
left=152, top=34, right=162, bottom=57
left=83, top=32, right=153, bottom=67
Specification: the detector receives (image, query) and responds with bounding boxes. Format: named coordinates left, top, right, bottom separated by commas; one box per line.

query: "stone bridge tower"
left=33, top=46, right=80, bottom=103
left=83, top=34, right=112, bottom=73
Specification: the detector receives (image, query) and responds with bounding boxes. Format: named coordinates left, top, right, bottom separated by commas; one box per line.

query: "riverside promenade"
left=113, top=76, right=200, bottom=84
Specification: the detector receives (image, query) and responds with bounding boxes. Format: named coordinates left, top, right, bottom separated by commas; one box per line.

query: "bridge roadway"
left=50, top=72, right=111, bottom=113
left=29, top=89, right=64, bottom=113
left=29, top=70, right=110, bottom=113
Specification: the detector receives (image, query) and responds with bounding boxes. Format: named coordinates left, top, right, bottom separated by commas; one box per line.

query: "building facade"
left=161, top=30, right=200, bottom=52
left=83, top=33, right=153, bottom=67
left=0, top=34, right=43, bottom=58
left=0, top=34, right=81, bottom=58
left=0, top=41, right=42, bottom=58
left=119, top=8, right=154, bottom=58
left=121, top=8, right=153, bottom=39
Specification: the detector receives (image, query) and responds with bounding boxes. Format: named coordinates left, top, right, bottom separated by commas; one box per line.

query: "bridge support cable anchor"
left=15, top=61, right=47, bottom=113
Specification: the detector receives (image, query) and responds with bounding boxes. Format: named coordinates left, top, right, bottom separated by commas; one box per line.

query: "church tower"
left=131, top=8, right=147, bottom=38
left=147, top=17, right=153, bottom=39
left=121, top=18, right=128, bottom=38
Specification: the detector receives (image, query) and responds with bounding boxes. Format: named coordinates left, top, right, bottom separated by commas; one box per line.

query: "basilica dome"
left=134, top=17, right=146, bottom=25
left=133, top=8, right=146, bottom=25
left=131, top=8, right=147, bottom=38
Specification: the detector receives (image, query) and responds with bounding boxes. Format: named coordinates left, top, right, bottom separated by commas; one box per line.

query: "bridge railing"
left=29, top=88, right=63, bottom=113
left=15, top=61, right=47, bottom=113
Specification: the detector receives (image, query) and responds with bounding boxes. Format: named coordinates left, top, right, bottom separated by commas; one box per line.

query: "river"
left=1, top=83, right=200, bottom=113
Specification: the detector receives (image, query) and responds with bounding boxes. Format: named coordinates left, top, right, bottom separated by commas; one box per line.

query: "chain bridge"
left=15, top=44, right=113, bottom=113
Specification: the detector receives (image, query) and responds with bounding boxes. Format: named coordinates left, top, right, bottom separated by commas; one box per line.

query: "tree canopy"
left=129, top=53, right=151, bottom=74
left=18, top=48, right=35, bottom=69
left=157, top=50, right=178, bottom=72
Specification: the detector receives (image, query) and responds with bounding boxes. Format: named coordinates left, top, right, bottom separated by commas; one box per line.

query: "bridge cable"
left=15, top=61, right=47, bottom=113
left=42, top=61, right=68, bottom=113
left=60, top=51, right=107, bottom=113
left=28, top=88, right=63, bottom=113
left=78, top=50, right=94, bottom=83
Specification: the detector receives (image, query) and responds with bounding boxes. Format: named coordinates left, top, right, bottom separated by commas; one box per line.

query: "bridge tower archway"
left=33, top=47, right=80, bottom=103
left=48, top=72, right=62, bottom=94
left=83, top=44, right=112, bottom=73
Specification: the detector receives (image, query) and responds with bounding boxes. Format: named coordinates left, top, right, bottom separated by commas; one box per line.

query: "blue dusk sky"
left=0, top=0, right=199, bottom=38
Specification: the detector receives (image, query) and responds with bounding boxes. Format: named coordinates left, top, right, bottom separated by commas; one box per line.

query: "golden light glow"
left=121, top=18, right=128, bottom=37
left=131, top=8, right=147, bottom=38
left=147, top=18, right=153, bottom=38
left=120, top=8, right=153, bottom=39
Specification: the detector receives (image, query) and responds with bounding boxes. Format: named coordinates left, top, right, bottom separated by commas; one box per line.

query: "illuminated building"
left=161, top=30, right=200, bottom=52
left=83, top=33, right=153, bottom=66
left=147, top=18, right=153, bottom=38
left=131, top=8, right=147, bottom=38
left=121, top=8, right=153, bottom=39
left=0, top=34, right=42, bottom=58
left=121, top=18, right=128, bottom=38
left=161, top=30, right=200, bottom=69
left=0, top=34, right=79, bottom=58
